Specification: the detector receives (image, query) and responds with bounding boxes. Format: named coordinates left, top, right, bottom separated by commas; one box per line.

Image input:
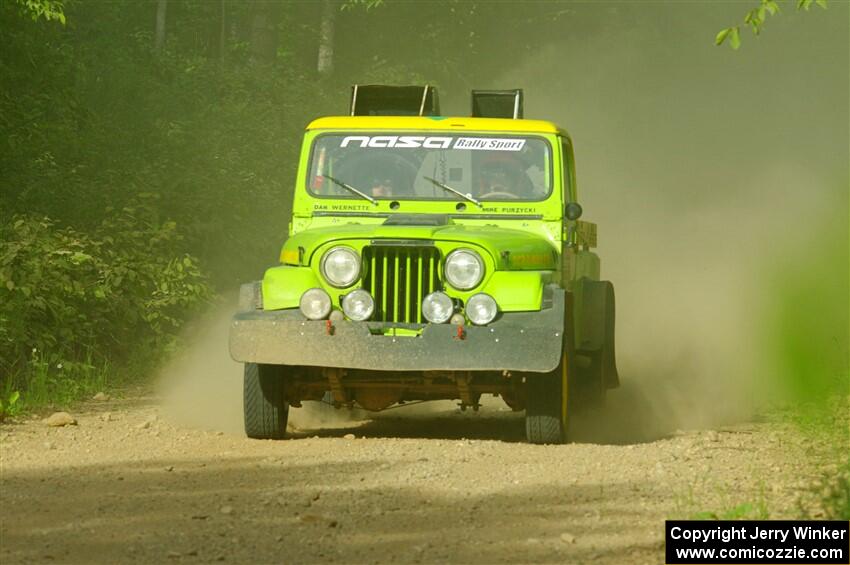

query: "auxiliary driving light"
left=299, top=288, right=332, bottom=320
left=466, top=293, right=498, bottom=326
left=422, top=291, right=454, bottom=324
left=342, top=289, right=375, bottom=321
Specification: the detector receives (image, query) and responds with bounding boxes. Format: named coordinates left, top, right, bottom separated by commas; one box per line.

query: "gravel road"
left=0, top=389, right=829, bottom=565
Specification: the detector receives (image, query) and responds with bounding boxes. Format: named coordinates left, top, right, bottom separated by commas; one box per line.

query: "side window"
left=561, top=139, right=577, bottom=202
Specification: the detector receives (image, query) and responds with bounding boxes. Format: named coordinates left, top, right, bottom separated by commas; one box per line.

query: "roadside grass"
left=691, top=501, right=770, bottom=521
left=1, top=350, right=108, bottom=420
left=0, top=345, right=167, bottom=421
left=796, top=395, right=850, bottom=520
left=672, top=388, right=848, bottom=522
left=805, top=457, right=850, bottom=521
left=0, top=290, right=221, bottom=422
left=674, top=396, right=849, bottom=522
left=764, top=217, right=848, bottom=520
left=676, top=475, right=772, bottom=521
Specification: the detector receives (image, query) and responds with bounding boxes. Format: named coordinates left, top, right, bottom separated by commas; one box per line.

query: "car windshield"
left=307, top=133, right=552, bottom=202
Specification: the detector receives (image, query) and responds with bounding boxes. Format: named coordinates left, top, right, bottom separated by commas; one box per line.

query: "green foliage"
left=0, top=1, right=349, bottom=287
left=798, top=0, right=829, bottom=10
left=795, top=398, right=850, bottom=520
left=675, top=477, right=772, bottom=521
left=717, top=0, right=826, bottom=49
left=715, top=27, right=741, bottom=50
left=10, top=348, right=110, bottom=410
left=692, top=500, right=770, bottom=520
left=764, top=228, right=848, bottom=410
left=0, top=202, right=212, bottom=398
left=0, top=389, right=21, bottom=420
left=11, top=0, right=65, bottom=24
left=760, top=210, right=849, bottom=519
left=341, top=0, right=384, bottom=11
left=0, top=0, right=419, bottom=410
left=817, top=459, right=850, bottom=520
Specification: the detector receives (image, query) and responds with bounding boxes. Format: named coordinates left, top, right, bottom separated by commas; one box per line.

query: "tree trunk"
left=317, top=0, right=335, bottom=76
left=219, top=0, right=226, bottom=60
left=155, top=0, right=168, bottom=51
left=249, top=2, right=278, bottom=63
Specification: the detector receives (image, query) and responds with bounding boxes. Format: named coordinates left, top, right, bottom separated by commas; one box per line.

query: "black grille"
left=362, top=246, right=442, bottom=323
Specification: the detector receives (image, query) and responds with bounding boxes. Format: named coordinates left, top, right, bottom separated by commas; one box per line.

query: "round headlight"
left=422, top=291, right=454, bottom=324
left=320, top=246, right=361, bottom=288
left=466, top=293, right=498, bottom=326
left=444, top=249, right=484, bottom=290
left=299, top=288, right=332, bottom=320
left=342, top=289, right=374, bottom=321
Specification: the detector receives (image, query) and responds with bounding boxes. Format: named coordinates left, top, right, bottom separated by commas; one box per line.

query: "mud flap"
left=574, top=278, right=619, bottom=389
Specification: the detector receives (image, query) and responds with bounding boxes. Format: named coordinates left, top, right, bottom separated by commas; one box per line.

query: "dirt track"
left=0, top=390, right=829, bottom=565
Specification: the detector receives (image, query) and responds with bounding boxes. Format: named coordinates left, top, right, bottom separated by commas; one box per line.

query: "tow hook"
left=454, top=325, right=466, bottom=340
left=325, top=319, right=335, bottom=336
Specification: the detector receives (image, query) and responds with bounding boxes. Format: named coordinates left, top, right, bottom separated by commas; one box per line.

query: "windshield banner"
left=339, top=135, right=526, bottom=151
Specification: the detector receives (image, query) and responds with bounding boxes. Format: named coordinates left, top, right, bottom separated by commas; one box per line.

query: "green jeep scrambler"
left=229, top=86, right=618, bottom=444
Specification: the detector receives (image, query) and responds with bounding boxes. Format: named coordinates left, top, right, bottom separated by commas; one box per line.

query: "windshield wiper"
left=321, top=174, right=377, bottom=206
left=423, top=176, right=482, bottom=208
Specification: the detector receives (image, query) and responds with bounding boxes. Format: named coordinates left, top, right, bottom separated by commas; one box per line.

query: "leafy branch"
left=11, top=0, right=66, bottom=24
left=716, top=0, right=827, bottom=50
left=340, top=0, right=384, bottom=11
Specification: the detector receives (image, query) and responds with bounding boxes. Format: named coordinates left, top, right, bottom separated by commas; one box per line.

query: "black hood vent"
left=382, top=214, right=451, bottom=226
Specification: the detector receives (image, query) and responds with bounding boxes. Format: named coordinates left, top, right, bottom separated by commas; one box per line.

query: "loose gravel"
left=0, top=394, right=827, bottom=564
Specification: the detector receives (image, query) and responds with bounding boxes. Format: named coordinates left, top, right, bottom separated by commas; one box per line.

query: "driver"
left=478, top=159, right=522, bottom=198
left=370, top=178, right=393, bottom=197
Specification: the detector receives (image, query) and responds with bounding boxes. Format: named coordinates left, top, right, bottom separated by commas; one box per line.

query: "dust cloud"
left=156, top=299, right=366, bottom=435
left=573, top=169, right=839, bottom=443
left=494, top=6, right=847, bottom=440
left=156, top=303, right=244, bottom=434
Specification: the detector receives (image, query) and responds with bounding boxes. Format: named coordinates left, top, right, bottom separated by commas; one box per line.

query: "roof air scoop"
left=471, top=89, right=524, bottom=119
left=349, top=85, right=440, bottom=117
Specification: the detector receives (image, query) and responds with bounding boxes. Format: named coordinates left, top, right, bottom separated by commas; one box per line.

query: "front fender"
left=262, top=266, right=321, bottom=311
left=481, top=271, right=548, bottom=311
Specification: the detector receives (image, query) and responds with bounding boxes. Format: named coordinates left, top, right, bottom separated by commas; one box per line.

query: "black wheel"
left=243, top=363, right=289, bottom=439
left=525, top=350, right=574, bottom=444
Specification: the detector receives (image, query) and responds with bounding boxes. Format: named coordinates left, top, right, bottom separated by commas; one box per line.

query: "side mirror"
left=565, top=202, right=583, bottom=221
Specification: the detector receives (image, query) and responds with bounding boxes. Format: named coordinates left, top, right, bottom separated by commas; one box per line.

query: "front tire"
left=525, top=351, right=573, bottom=444
left=244, top=363, right=289, bottom=439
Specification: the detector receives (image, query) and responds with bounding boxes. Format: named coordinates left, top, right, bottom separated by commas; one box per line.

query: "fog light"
left=299, top=288, right=332, bottom=320
left=422, top=291, right=454, bottom=324
left=342, top=289, right=374, bottom=321
left=466, top=293, right=498, bottom=325
left=329, top=310, right=345, bottom=323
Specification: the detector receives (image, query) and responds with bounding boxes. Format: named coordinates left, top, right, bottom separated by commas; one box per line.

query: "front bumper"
left=229, top=286, right=566, bottom=373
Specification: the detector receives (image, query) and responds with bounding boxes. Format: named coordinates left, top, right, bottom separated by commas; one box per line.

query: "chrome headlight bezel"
left=320, top=246, right=361, bottom=288
left=444, top=248, right=485, bottom=290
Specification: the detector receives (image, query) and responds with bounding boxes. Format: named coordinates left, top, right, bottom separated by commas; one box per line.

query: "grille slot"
left=363, top=246, right=442, bottom=323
